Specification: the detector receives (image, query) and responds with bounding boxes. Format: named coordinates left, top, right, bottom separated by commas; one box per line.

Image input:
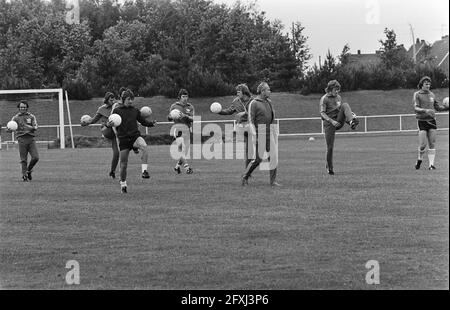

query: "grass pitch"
left=0, top=133, right=448, bottom=289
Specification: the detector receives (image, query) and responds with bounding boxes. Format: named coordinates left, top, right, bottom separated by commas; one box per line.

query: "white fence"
left=1, top=112, right=448, bottom=149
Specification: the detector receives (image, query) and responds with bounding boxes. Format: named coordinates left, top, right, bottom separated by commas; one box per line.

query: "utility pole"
left=409, top=23, right=416, bottom=64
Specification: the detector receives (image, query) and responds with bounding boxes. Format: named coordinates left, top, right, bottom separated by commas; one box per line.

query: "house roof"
left=407, top=35, right=449, bottom=75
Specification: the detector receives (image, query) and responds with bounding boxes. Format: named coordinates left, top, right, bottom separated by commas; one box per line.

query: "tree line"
left=0, top=0, right=447, bottom=99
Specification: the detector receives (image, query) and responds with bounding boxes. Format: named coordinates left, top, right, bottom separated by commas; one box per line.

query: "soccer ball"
left=140, top=106, right=152, bottom=117
left=210, top=102, right=222, bottom=113
left=308, top=137, right=315, bottom=141
left=108, top=113, right=122, bottom=127
left=80, top=114, right=92, bottom=125
left=170, top=109, right=181, bottom=120
left=7, top=120, right=18, bottom=131
left=443, top=97, right=449, bottom=109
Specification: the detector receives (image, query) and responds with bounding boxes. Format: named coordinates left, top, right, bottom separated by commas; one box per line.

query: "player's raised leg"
left=336, top=102, right=359, bottom=130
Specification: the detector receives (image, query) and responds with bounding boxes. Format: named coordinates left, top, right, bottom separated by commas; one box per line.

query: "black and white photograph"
left=0, top=0, right=448, bottom=295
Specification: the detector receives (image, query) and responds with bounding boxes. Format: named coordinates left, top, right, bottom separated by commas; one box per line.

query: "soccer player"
left=319, top=80, right=359, bottom=175
left=108, top=89, right=156, bottom=193
left=216, top=83, right=253, bottom=167
left=413, top=76, right=449, bottom=170
left=8, top=101, right=39, bottom=181
left=242, top=82, right=280, bottom=187
left=81, top=92, right=119, bottom=178
left=168, top=89, right=194, bottom=174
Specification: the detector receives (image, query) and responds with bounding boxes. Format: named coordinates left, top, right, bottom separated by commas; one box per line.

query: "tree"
left=338, top=43, right=351, bottom=66
left=290, top=21, right=312, bottom=78
left=379, top=28, right=413, bottom=70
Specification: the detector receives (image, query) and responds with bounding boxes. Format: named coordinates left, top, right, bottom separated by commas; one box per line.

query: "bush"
left=187, top=66, right=235, bottom=97
left=63, top=77, right=94, bottom=100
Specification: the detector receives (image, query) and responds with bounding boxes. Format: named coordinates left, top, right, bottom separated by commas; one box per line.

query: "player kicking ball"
left=413, top=76, right=449, bottom=170
left=168, top=89, right=194, bottom=175
left=108, top=89, right=156, bottom=193
left=319, top=80, right=359, bottom=175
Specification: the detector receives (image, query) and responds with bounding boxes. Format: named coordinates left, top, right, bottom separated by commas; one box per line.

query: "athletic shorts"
left=418, top=119, right=437, bottom=131
left=118, top=134, right=140, bottom=151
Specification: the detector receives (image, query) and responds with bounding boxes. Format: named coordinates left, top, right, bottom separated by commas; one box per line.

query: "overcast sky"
left=214, top=0, right=449, bottom=65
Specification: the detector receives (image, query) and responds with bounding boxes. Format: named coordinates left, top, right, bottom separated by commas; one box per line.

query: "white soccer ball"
left=210, top=102, right=222, bottom=113
left=170, top=109, right=181, bottom=120
left=7, top=120, right=18, bottom=131
left=108, top=113, right=122, bottom=127
left=308, top=137, right=315, bottom=141
left=80, top=114, right=92, bottom=124
left=140, top=106, right=152, bottom=117
left=443, top=97, right=449, bottom=108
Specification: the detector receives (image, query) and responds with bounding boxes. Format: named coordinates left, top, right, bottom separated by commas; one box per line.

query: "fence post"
left=399, top=115, right=402, bottom=132
left=364, top=116, right=368, bottom=133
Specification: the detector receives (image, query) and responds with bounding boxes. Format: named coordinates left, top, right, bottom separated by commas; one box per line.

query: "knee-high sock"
left=418, top=147, right=426, bottom=160
left=428, top=149, right=436, bottom=166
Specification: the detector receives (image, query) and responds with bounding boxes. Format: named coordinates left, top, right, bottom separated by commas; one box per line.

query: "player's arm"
left=413, top=92, right=429, bottom=114
left=319, top=97, right=337, bottom=126
left=180, top=107, right=194, bottom=122
left=248, top=100, right=257, bottom=136
left=82, top=112, right=102, bottom=126
left=218, top=100, right=237, bottom=115
left=433, top=99, right=449, bottom=112
left=30, top=115, right=38, bottom=131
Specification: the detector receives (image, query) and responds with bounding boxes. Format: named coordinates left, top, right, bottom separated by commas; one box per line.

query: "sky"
left=214, top=0, right=449, bottom=65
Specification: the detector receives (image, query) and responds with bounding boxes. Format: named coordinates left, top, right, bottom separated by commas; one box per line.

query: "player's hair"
left=256, top=82, right=269, bottom=95
left=417, top=76, right=431, bottom=89
left=17, top=100, right=29, bottom=108
left=117, top=87, right=127, bottom=99
left=103, top=92, right=115, bottom=104
left=236, top=84, right=252, bottom=97
left=121, top=89, right=134, bottom=102
left=325, top=80, right=341, bottom=93
left=178, top=88, right=189, bottom=98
